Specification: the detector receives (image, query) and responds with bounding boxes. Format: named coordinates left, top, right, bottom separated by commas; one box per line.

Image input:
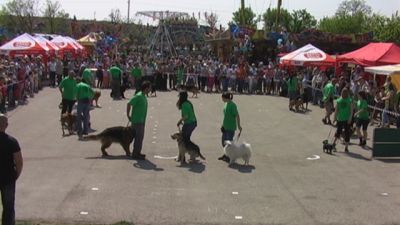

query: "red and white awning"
left=51, top=36, right=79, bottom=55
left=280, top=44, right=335, bottom=67
left=0, top=33, right=50, bottom=56
left=33, top=35, right=60, bottom=56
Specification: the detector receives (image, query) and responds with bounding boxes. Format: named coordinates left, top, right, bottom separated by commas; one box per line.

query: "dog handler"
left=355, top=91, right=369, bottom=146
left=127, top=81, right=151, bottom=160
left=219, top=92, right=242, bottom=161
left=176, top=91, right=199, bottom=151
left=0, top=114, right=23, bottom=225
left=59, top=71, right=77, bottom=114
left=333, top=88, right=353, bottom=152
left=76, top=78, right=94, bottom=140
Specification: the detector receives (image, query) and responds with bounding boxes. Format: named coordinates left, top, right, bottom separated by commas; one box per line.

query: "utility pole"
left=241, top=0, right=245, bottom=26
left=275, top=0, right=282, bottom=31
left=127, top=0, right=131, bottom=23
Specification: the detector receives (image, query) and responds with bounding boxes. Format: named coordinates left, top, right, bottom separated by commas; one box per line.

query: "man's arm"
left=126, top=103, right=132, bottom=121
left=13, top=151, right=23, bottom=180
left=236, top=113, right=242, bottom=132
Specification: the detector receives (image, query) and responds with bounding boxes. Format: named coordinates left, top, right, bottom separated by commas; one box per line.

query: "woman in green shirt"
left=355, top=91, right=369, bottom=146
left=333, top=88, right=353, bottom=152
left=219, top=92, right=242, bottom=161
left=176, top=91, right=199, bottom=151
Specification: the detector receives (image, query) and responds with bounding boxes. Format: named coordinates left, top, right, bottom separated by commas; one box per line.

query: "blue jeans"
left=77, top=100, right=90, bottom=135
left=182, top=122, right=198, bottom=150
left=382, top=108, right=390, bottom=126
left=221, top=130, right=235, bottom=147
left=1, top=181, right=16, bottom=225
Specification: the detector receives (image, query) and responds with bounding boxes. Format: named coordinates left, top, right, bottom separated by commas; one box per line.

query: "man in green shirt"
left=76, top=78, right=94, bottom=140
left=109, top=65, right=122, bottom=99
left=82, top=68, right=93, bottom=86
left=286, top=74, right=298, bottom=111
left=126, top=81, right=151, bottom=160
left=322, top=78, right=337, bottom=125
left=131, top=63, right=142, bottom=91
left=59, top=71, right=77, bottom=114
left=333, top=88, right=353, bottom=152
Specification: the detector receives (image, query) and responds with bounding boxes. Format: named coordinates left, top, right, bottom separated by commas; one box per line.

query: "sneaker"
left=344, top=147, right=349, bottom=153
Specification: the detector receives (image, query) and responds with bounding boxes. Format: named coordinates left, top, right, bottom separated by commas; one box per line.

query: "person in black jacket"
left=0, top=114, right=23, bottom=225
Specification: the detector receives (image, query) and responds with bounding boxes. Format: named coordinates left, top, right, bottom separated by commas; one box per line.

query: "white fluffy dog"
left=223, top=140, right=252, bottom=165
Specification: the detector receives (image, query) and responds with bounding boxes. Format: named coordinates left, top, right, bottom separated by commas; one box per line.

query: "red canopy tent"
left=279, top=44, right=335, bottom=67
left=0, top=33, right=50, bottom=57
left=51, top=36, right=78, bottom=57
left=337, top=43, right=400, bottom=66
left=33, top=35, right=60, bottom=57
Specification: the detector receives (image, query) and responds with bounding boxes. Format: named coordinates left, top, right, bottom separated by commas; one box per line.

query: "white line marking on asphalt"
left=91, top=187, right=99, bottom=191
left=307, top=155, right=320, bottom=160
left=80, top=211, right=88, bottom=215
left=152, top=141, right=157, bottom=144
left=232, top=192, right=239, bottom=195
left=381, top=193, right=389, bottom=196
left=153, top=136, right=157, bottom=139
left=154, top=124, right=158, bottom=127
left=154, top=155, right=177, bottom=160
left=235, top=216, right=243, bottom=220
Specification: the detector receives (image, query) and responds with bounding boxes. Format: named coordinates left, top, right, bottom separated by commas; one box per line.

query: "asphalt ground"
left=3, top=87, right=400, bottom=225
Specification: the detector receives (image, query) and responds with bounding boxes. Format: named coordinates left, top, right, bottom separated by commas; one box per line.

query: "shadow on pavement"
left=178, top=161, right=206, bottom=173
left=85, top=155, right=131, bottom=160
left=345, top=151, right=372, bottom=161
left=133, top=159, right=164, bottom=171
left=376, top=159, right=400, bottom=163
left=228, top=164, right=256, bottom=173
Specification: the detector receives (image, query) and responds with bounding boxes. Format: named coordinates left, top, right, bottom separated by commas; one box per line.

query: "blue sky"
left=1, top=0, right=399, bottom=26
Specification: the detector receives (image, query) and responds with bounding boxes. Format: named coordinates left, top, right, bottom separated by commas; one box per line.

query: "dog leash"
left=236, top=130, right=242, bottom=141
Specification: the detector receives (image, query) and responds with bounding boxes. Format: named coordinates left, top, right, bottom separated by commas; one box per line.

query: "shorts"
left=356, top=118, right=369, bottom=131
left=335, top=121, right=351, bottom=143
left=325, top=101, right=334, bottom=113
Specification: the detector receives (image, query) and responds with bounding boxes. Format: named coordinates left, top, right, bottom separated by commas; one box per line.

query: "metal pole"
left=241, top=0, right=245, bottom=25
left=276, top=0, right=282, bottom=31
left=127, top=0, right=131, bottom=23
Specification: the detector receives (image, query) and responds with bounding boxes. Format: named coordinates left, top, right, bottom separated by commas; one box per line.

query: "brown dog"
left=177, top=85, right=199, bottom=98
left=171, top=131, right=205, bottom=164
left=83, top=126, right=135, bottom=157
left=60, top=113, right=76, bottom=136
left=92, top=90, right=101, bottom=107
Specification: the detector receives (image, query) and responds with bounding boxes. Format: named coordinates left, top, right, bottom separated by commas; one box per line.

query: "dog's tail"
left=82, top=134, right=101, bottom=141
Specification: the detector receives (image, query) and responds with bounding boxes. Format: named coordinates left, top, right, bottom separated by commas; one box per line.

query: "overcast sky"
left=1, top=0, right=399, bottom=27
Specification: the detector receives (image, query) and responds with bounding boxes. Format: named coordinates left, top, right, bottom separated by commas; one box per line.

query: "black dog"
left=322, top=140, right=335, bottom=154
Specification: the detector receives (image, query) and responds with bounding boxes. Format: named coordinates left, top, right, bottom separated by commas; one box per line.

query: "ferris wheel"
left=135, top=11, right=190, bottom=59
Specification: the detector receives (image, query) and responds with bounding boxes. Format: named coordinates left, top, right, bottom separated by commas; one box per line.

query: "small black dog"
left=322, top=140, right=335, bottom=154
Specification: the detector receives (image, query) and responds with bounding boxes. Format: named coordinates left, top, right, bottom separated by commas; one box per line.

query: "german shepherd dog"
left=171, top=131, right=205, bottom=164
left=83, top=126, right=135, bottom=157
left=60, top=113, right=77, bottom=136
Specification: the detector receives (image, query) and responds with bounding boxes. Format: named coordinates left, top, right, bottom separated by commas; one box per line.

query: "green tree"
left=370, top=12, right=400, bottom=43
left=262, top=7, right=291, bottom=32
left=290, top=9, right=317, bottom=33
left=43, top=0, right=70, bottom=34
left=232, top=7, right=257, bottom=28
left=2, top=0, right=39, bottom=33
left=336, top=0, right=372, bottom=16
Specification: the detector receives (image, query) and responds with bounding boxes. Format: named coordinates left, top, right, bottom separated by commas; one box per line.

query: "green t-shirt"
left=131, top=67, right=142, bottom=79
left=128, top=92, right=148, bottom=124
left=356, top=99, right=369, bottom=120
left=76, top=82, right=94, bottom=100
left=287, top=77, right=298, bottom=92
left=59, top=77, right=77, bottom=100
left=176, top=68, right=184, bottom=84
left=181, top=101, right=196, bottom=124
left=336, top=97, right=352, bottom=122
left=323, top=82, right=335, bottom=102
left=109, top=66, right=122, bottom=80
left=82, top=69, right=92, bottom=85
left=223, top=101, right=238, bottom=131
